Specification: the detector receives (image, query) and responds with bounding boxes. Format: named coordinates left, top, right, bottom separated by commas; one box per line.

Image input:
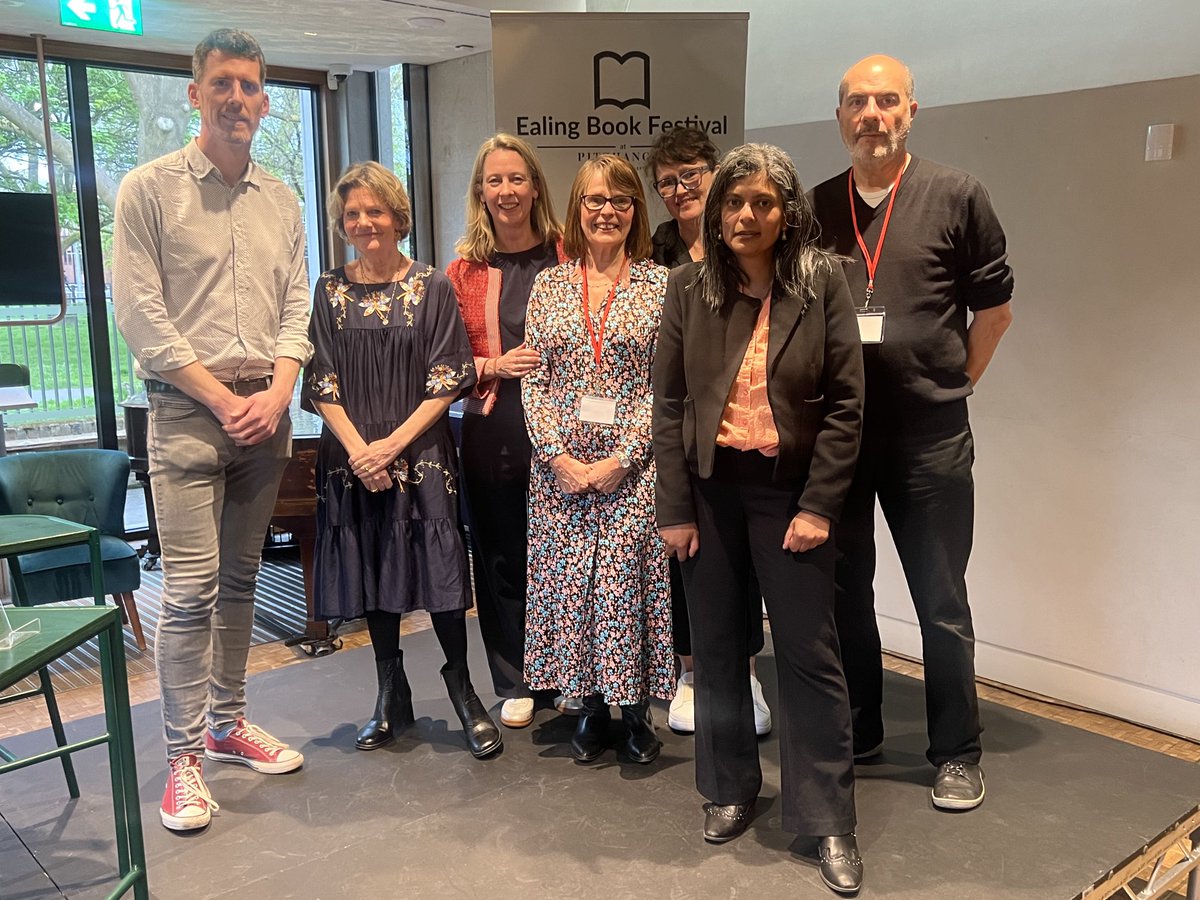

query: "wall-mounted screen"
left=0, top=192, right=66, bottom=310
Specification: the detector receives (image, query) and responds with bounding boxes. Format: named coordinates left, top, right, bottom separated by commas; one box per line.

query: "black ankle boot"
left=621, top=700, right=660, bottom=764
left=356, top=655, right=415, bottom=751
left=570, top=693, right=611, bottom=763
left=440, top=663, right=502, bottom=758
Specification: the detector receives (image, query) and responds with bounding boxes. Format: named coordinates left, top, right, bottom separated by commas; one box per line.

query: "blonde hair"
left=455, top=134, right=562, bottom=262
left=562, top=155, right=652, bottom=262
left=327, top=161, right=412, bottom=244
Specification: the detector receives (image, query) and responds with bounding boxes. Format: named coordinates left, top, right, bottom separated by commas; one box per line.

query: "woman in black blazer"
left=652, top=143, right=866, bottom=895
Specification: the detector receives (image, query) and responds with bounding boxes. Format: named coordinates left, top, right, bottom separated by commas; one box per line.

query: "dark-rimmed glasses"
left=653, top=165, right=712, bottom=199
left=581, top=194, right=635, bottom=212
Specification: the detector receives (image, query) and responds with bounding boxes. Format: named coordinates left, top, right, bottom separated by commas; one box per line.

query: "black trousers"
left=834, top=399, right=982, bottom=766
left=460, top=381, right=533, bottom=699
left=683, top=449, right=856, bottom=837
left=669, top=558, right=764, bottom=658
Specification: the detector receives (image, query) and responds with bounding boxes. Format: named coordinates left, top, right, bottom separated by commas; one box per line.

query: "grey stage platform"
left=1, top=622, right=1197, bottom=899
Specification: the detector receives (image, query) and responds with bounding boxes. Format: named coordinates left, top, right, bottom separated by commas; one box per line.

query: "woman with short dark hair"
left=653, top=144, right=866, bottom=893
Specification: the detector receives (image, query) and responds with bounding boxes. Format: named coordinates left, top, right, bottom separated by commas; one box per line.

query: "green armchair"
left=0, top=449, right=146, bottom=650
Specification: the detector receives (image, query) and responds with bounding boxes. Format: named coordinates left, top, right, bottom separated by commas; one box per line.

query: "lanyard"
left=580, top=262, right=621, bottom=366
left=847, top=161, right=906, bottom=304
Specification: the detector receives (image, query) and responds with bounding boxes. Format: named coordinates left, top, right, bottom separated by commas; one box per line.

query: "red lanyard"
left=580, top=262, right=621, bottom=366
left=847, top=162, right=905, bottom=304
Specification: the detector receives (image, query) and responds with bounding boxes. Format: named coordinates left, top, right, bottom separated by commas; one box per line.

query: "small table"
left=0, top=517, right=147, bottom=900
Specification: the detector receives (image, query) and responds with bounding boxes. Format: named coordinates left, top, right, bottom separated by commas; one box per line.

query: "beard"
left=845, top=118, right=911, bottom=166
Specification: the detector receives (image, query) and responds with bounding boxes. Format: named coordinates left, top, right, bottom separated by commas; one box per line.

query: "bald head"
left=838, top=55, right=915, bottom=106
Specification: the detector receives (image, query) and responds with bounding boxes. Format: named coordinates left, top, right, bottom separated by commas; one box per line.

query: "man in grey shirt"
left=113, top=29, right=312, bottom=833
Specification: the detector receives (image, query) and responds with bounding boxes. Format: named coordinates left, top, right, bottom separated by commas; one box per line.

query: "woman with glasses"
left=646, top=128, right=772, bottom=738
left=522, top=155, right=672, bottom=764
left=653, top=144, right=865, bottom=893
left=447, top=134, right=569, bottom=731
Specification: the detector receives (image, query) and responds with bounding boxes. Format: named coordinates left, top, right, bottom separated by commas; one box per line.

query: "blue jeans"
left=147, top=391, right=291, bottom=759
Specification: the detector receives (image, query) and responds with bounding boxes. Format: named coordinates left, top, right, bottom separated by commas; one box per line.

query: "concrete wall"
left=428, top=52, right=494, bottom=267
left=426, top=49, right=1200, bottom=737
left=754, top=75, right=1200, bottom=739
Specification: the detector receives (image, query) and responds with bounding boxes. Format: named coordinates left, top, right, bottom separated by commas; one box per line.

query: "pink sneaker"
left=204, top=719, right=304, bottom=774
left=161, top=753, right=218, bottom=831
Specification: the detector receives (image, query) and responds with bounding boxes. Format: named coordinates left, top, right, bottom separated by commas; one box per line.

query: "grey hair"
left=192, top=29, right=266, bottom=84
left=694, top=143, right=835, bottom=312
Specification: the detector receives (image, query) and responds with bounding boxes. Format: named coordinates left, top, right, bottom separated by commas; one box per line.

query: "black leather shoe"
left=356, top=655, right=415, bottom=751
left=570, top=694, right=610, bottom=762
left=932, top=760, right=985, bottom=810
left=620, top=701, right=661, bottom=764
left=702, top=800, right=755, bottom=843
left=818, top=833, right=863, bottom=894
left=440, top=663, right=502, bottom=758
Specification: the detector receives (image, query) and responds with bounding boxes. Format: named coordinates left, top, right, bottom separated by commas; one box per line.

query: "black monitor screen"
left=0, top=192, right=64, bottom=307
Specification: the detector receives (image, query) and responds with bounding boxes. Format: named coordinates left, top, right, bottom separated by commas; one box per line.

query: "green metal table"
left=0, top=516, right=148, bottom=899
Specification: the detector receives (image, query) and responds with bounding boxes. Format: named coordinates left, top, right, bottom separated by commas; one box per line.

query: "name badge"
left=579, top=395, right=617, bottom=425
left=857, top=307, right=886, bottom=344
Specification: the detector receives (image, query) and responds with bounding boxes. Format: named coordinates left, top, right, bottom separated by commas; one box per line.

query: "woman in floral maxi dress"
left=522, top=155, right=672, bottom=764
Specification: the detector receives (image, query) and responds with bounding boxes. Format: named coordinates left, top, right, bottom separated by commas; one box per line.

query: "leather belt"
left=145, top=377, right=272, bottom=397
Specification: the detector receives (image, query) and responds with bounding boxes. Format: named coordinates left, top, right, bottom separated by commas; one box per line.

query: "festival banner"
left=491, top=12, right=748, bottom=210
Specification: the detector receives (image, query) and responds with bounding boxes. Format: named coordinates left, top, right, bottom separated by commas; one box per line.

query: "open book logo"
left=593, top=51, right=650, bottom=110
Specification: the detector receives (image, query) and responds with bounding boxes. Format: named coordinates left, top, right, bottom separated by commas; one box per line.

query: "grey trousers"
left=147, top=391, right=291, bottom=760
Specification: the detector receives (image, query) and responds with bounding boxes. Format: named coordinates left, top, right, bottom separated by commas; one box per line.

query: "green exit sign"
left=60, top=0, right=143, bottom=35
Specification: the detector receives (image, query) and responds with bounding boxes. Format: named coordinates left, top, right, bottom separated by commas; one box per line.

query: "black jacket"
left=652, top=261, right=864, bottom=527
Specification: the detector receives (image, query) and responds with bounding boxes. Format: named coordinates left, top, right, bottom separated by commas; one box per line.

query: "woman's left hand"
left=349, top=439, right=400, bottom=481
left=587, top=456, right=630, bottom=494
left=360, top=469, right=393, bottom=493
left=783, top=511, right=830, bottom=553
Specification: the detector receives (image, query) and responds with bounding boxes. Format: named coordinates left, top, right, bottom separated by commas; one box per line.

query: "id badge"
left=579, top=395, right=617, bottom=425
left=857, top=307, right=886, bottom=344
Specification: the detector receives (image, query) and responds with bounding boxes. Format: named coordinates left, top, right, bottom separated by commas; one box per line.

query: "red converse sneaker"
left=204, top=719, right=304, bottom=774
left=160, top=753, right=218, bottom=831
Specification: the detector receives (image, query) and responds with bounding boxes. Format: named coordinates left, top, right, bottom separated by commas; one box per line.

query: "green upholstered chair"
left=0, top=449, right=146, bottom=650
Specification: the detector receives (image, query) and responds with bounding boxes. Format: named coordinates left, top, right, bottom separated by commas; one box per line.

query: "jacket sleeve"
left=797, top=266, right=864, bottom=522
left=652, top=268, right=696, bottom=528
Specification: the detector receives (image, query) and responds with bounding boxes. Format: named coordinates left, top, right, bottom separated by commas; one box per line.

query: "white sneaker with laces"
left=668, top=671, right=695, bottom=733
left=750, top=674, right=772, bottom=736
left=500, top=697, right=535, bottom=728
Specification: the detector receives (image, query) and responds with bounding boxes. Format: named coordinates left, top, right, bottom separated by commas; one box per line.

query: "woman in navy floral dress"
left=304, top=162, right=501, bottom=759
left=522, top=155, right=672, bottom=764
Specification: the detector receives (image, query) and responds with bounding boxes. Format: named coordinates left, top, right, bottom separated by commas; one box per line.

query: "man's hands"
left=219, top=386, right=290, bottom=446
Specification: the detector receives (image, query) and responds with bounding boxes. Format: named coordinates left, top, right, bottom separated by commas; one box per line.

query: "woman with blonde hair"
left=446, top=134, right=569, bottom=729
left=522, top=155, right=672, bottom=764
left=305, top=161, right=501, bottom=758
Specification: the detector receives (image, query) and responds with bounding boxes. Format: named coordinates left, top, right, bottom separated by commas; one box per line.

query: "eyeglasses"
left=580, top=194, right=635, bottom=212
left=653, top=165, right=712, bottom=199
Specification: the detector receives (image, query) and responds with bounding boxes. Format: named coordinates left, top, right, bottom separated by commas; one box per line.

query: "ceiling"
left=2, top=0, right=1198, bottom=127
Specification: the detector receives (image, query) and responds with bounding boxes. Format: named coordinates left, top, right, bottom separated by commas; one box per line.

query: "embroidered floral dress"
left=521, top=259, right=673, bottom=704
left=303, top=263, right=476, bottom=619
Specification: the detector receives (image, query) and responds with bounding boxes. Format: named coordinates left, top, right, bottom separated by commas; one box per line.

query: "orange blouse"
left=716, top=291, right=779, bottom=456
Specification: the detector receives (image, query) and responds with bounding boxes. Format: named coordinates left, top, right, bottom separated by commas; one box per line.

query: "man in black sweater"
left=808, top=54, right=1014, bottom=811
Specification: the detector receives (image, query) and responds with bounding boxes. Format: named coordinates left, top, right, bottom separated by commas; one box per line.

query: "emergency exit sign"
left=60, top=0, right=143, bottom=35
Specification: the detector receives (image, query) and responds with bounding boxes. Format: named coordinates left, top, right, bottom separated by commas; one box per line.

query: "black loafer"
left=702, top=800, right=755, bottom=843
left=818, top=833, right=863, bottom=894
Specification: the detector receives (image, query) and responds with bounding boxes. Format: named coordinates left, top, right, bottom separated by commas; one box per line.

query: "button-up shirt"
left=112, top=140, right=312, bottom=383
left=716, top=291, right=780, bottom=456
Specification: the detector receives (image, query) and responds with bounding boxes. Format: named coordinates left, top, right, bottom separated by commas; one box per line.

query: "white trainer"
left=500, top=697, right=535, bottom=728
left=750, top=674, right=772, bottom=736
left=668, top=671, right=696, bottom=733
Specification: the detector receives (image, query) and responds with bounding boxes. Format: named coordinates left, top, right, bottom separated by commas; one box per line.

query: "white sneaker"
left=500, top=697, right=535, bottom=728
left=750, top=675, right=772, bottom=736
left=668, top=672, right=695, bottom=733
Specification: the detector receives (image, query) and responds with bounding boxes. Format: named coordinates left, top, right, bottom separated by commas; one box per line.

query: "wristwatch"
left=615, top=451, right=632, bottom=470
